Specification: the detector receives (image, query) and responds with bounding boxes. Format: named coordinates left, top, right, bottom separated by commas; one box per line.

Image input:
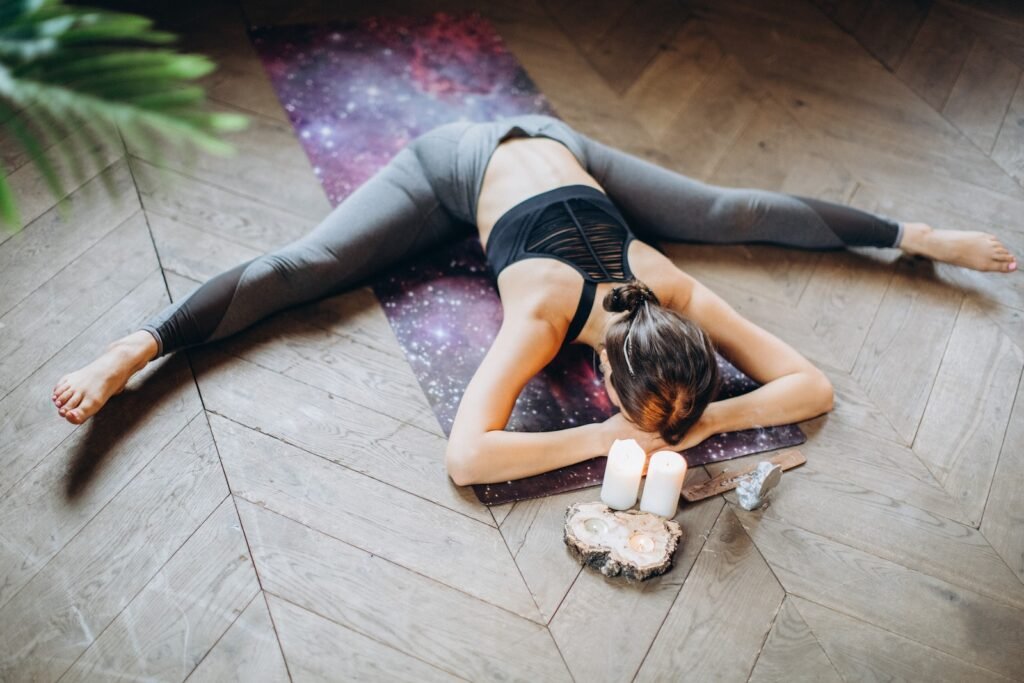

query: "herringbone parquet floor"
left=1, top=0, right=1022, bottom=680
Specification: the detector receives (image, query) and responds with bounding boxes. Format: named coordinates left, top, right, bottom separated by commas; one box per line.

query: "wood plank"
left=943, top=37, right=1021, bottom=154
left=541, top=0, right=635, bottom=58
left=663, top=242, right=822, bottom=312
left=125, top=106, right=331, bottom=223
left=848, top=0, right=931, bottom=71
left=938, top=0, right=1024, bottom=71
left=700, top=8, right=1024, bottom=199
left=659, top=54, right=770, bottom=179
left=149, top=212, right=263, bottom=284
left=794, top=417, right=969, bottom=523
left=0, top=211, right=157, bottom=397
left=181, top=3, right=292, bottom=123
left=191, top=348, right=486, bottom=523
left=163, top=263, right=400, bottom=367
left=267, top=595, right=460, bottom=683
left=0, top=158, right=138, bottom=317
left=795, top=242, right=898, bottom=373
left=635, top=507, right=784, bottom=681
left=290, top=285, right=401, bottom=353
left=663, top=272, right=847, bottom=371
left=980, top=371, right=1024, bottom=583
left=850, top=182, right=1024, bottom=316
left=576, top=0, right=690, bottom=95
left=852, top=258, right=962, bottom=443
left=739, top=465, right=1024, bottom=610
left=210, top=415, right=543, bottom=620
left=1, top=126, right=124, bottom=236
left=0, top=102, right=72, bottom=175
left=896, top=5, right=976, bottom=111
left=844, top=149, right=1024, bottom=249
left=497, top=489, right=583, bottom=622
left=622, top=19, right=725, bottom=139
left=236, top=499, right=573, bottom=681
left=804, top=367, right=905, bottom=445
left=792, top=595, right=1015, bottom=682
left=809, top=0, right=868, bottom=33
left=735, top=512, right=1024, bottom=677
left=0, top=273, right=196, bottom=507
left=992, top=73, right=1024, bottom=189
left=61, top=498, right=259, bottom=683
left=0, top=351, right=202, bottom=612
left=549, top=469, right=724, bottom=683
left=748, top=597, right=842, bottom=683
left=490, top=501, right=515, bottom=526
left=913, top=299, right=1024, bottom=524
left=0, top=415, right=226, bottom=681
left=710, top=93, right=853, bottom=201
left=187, top=595, right=290, bottom=683
left=211, top=306, right=438, bottom=435
left=131, top=157, right=310, bottom=252
left=491, top=12, right=665, bottom=150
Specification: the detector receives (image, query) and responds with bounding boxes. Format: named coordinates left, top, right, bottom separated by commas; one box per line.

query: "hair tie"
left=623, top=321, right=636, bottom=376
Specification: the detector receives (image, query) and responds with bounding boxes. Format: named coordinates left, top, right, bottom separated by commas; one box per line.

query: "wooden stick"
left=682, top=449, right=806, bottom=503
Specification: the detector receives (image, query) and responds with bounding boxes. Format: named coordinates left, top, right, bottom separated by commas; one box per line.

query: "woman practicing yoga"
left=52, top=115, right=1017, bottom=485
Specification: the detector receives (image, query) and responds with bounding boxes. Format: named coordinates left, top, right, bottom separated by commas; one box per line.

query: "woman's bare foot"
left=52, top=331, right=158, bottom=425
left=900, top=222, right=1017, bottom=273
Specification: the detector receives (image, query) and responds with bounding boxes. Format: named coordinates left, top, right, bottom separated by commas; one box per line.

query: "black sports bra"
left=485, top=185, right=636, bottom=343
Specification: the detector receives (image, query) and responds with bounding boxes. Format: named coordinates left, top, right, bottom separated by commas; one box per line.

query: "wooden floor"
left=2, top=0, right=1023, bottom=680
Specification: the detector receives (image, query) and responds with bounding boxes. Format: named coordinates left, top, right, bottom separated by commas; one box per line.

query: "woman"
left=51, top=115, right=1017, bottom=485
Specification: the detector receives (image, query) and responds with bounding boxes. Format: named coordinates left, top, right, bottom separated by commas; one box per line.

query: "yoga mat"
left=249, top=12, right=805, bottom=505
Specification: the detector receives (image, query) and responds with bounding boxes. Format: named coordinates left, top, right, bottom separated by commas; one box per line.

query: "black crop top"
left=485, top=185, right=636, bottom=343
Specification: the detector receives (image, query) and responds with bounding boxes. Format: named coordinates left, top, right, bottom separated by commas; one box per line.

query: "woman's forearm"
left=448, top=422, right=609, bottom=485
left=704, top=370, right=833, bottom=436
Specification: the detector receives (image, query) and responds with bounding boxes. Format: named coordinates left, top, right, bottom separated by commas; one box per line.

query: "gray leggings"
left=141, top=115, right=902, bottom=357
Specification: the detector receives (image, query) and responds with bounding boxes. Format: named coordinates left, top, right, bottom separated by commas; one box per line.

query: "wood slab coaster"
left=681, top=449, right=806, bottom=502
left=563, top=502, right=683, bottom=582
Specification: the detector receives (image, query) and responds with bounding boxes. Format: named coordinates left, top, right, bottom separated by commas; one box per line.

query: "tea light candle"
left=640, top=451, right=687, bottom=518
left=600, top=439, right=646, bottom=510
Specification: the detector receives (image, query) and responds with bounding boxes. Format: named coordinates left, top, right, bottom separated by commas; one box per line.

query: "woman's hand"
left=671, top=411, right=717, bottom=451
left=601, top=412, right=670, bottom=454
left=601, top=409, right=717, bottom=465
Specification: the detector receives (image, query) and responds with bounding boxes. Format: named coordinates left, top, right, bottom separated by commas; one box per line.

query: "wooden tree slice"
left=563, top=502, right=683, bottom=582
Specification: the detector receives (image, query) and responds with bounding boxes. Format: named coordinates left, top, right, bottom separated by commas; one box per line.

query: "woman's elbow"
left=445, top=439, right=482, bottom=487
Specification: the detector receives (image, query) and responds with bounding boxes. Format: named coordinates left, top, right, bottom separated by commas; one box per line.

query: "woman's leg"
left=578, top=134, right=899, bottom=248
left=577, top=133, right=1017, bottom=271
left=140, top=147, right=459, bottom=357
left=53, top=143, right=465, bottom=423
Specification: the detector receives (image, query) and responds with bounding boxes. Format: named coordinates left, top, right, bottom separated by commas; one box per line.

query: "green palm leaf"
left=0, top=0, right=249, bottom=230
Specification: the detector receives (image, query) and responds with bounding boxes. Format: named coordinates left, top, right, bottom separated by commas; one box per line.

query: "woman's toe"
left=55, top=387, right=74, bottom=407
left=64, top=390, right=84, bottom=411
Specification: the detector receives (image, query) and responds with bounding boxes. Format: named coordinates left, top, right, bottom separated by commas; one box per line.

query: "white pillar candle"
left=640, top=451, right=687, bottom=518
left=600, top=439, right=646, bottom=510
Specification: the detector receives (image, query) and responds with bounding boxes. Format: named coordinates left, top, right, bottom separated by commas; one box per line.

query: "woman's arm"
left=668, top=270, right=834, bottom=443
left=445, top=313, right=611, bottom=486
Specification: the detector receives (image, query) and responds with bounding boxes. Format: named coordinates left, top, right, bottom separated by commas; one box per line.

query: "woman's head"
left=601, top=280, right=719, bottom=445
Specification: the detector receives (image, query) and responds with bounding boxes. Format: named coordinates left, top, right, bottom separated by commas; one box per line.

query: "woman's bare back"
left=474, top=135, right=684, bottom=346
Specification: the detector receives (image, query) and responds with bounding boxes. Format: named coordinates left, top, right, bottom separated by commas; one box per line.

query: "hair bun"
left=603, top=280, right=660, bottom=315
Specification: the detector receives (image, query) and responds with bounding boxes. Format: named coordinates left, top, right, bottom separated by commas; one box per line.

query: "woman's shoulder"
left=627, top=240, right=695, bottom=308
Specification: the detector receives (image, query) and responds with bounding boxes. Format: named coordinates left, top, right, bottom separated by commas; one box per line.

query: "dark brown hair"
left=603, top=280, right=719, bottom=445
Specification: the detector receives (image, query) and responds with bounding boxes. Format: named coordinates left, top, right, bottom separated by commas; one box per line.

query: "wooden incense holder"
left=563, top=502, right=683, bottom=582
left=681, top=449, right=806, bottom=502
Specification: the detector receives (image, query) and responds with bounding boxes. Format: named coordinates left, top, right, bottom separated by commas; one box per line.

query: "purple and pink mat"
left=248, top=13, right=804, bottom=505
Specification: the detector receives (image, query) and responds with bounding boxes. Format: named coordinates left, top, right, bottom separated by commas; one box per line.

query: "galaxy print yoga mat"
left=249, top=13, right=805, bottom=505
